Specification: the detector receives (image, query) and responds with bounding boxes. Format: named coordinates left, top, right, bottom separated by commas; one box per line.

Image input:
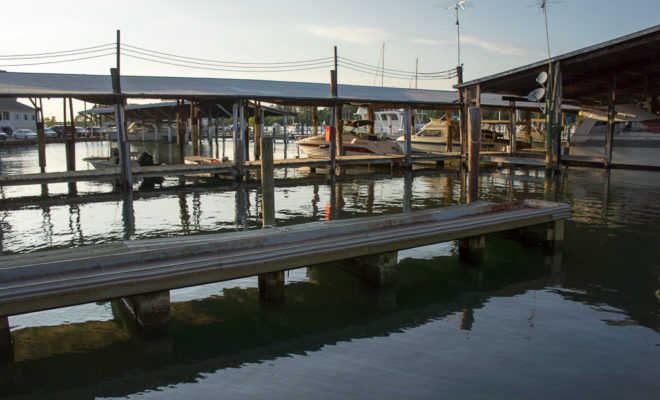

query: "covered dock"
left=456, top=24, right=660, bottom=170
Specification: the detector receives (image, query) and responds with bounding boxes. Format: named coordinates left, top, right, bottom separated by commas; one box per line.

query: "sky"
left=3, top=0, right=659, bottom=119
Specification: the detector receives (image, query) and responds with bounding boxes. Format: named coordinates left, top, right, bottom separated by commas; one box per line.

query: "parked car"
left=43, top=128, right=58, bottom=138
left=1, top=126, right=12, bottom=136
left=0, top=131, right=7, bottom=141
left=13, top=129, right=38, bottom=140
left=49, top=125, right=81, bottom=138
left=76, top=127, right=86, bottom=136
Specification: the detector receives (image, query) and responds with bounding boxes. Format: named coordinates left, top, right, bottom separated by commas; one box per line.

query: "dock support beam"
left=403, top=106, right=412, bottom=167
left=120, top=290, right=170, bottom=327
left=349, top=252, right=398, bottom=287
left=258, top=133, right=284, bottom=302
left=604, top=73, right=616, bottom=168
left=460, top=107, right=485, bottom=262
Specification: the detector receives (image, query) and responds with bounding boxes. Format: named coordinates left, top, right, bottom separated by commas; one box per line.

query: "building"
left=0, top=98, right=36, bottom=132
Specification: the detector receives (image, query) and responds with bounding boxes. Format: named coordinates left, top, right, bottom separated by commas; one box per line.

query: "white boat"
left=354, top=107, right=426, bottom=139
left=569, top=104, right=660, bottom=168
left=83, top=150, right=153, bottom=170
left=295, top=124, right=402, bottom=158
left=395, top=117, right=509, bottom=153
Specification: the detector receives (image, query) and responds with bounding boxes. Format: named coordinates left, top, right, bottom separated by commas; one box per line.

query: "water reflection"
left=1, top=240, right=553, bottom=398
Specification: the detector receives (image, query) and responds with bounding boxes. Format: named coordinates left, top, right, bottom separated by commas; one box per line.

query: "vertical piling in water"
left=258, top=133, right=284, bottom=302
left=283, top=114, right=288, bottom=159
left=459, top=107, right=485, bottom=262
left=403, top=106, right=412, bottom=167
left=312, top=107, right=318, bottom=135
left=446, top=110, right=453, bottom=153
left=509, top=100, right=517, bottom=155
left=604, top=73, right=616, bottom=168
left=254, top=102, right=262, bottom=161
left=336, top=105, right=344, bottom=156
left=191, top=103, right=199, bottom=156
left=34, top=98, right=46, bottom=173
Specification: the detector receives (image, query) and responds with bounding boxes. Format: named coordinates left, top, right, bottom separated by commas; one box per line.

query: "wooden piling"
left=604, top=73, right=616, bottom=168
left=403, top=106, right=412, bottom=167
left=445, top=110, right=453, bottom=153
left=312, top=107, right=318, bottom=135
left=191, top=103, right=199, bottom=156
left=461, top=106, right=485, bottom=262
left=35, top=98, right=46, bottom=173
left=258, top=133, right=283, bottom=302
left=254, top=102, right=262, bottom=161
left=261, top=135, right=275, bottom=227
left=336, top=105, right=344, bottom=156
left=468, top=107, right=481, bottom=203
left=508, top=100, right=517, bottom=155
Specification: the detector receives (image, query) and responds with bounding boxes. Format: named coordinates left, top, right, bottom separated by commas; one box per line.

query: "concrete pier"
left=120, top=290, right=171, bottom=327
left=349, top=252, right=398, bottom=287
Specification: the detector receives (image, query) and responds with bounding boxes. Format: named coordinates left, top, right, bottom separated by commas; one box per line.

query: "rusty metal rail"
left=0, top=200, right=570, bottom=317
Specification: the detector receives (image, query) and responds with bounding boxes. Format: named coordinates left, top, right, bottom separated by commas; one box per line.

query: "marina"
left=0, top=2, right=658, bottom=398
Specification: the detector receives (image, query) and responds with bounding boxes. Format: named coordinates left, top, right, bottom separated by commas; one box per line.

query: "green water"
left=0, top=142, right=658, bottom=399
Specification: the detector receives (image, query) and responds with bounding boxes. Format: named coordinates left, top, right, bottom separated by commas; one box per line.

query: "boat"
left=569, top=104, right=660, bottom=168
left=396, top=117, right=511, bottom=153
left=354, top=107, right=426, bottom=139
left=295, top=121, right=402, bottom=158
left=83, top=149, right=154, bottom=170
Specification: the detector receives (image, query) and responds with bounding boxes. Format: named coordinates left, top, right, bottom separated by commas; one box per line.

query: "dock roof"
left=455, top=25, right=660, bottom=106
left=0, top=72, right=460, bottom=108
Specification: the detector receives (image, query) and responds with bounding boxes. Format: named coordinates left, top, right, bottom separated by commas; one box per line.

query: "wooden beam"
left=604, top=73, right=616, bottom=168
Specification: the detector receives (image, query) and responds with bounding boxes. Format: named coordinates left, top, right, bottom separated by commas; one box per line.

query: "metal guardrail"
left=0, top=200, right=570, bottom=316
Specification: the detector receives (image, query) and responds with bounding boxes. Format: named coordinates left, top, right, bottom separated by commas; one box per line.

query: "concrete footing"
left=498, top=220, right=565, bottom=249
left=1, top=315, right=10, bottom=353
left=121, top=290, right=170, bottom=327
left=258, top=271, right=285, bottom=302
left=348, top=252, right=398, bottom=287
left=458, top=235, right=486, bottom=263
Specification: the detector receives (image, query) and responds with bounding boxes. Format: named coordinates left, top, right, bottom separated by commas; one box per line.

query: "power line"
left=0, top=52, right=116, bottom=67
left=0, top=43, right=116, bottom=59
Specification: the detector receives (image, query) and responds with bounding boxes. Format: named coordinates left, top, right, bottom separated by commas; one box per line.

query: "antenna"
left=445, top=0, right=472, bottom=68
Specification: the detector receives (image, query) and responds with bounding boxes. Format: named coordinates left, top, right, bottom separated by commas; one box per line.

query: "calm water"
left=0, top=142, right=658, bottom=399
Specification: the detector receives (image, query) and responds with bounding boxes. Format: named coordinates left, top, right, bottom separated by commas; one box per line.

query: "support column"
left=191, top=103, right=199, bottom=156
left=336, top=105, right=343, bottom=156
left=446, top=110, right=453, bottom=153
left=367, top=106, right=375, bottom=134
left=121, top=290, right=170, bottom=327
left=35, top=98, right=46, bottom=173
left=508, top=100, right=517, bottom=155
left=604, top=73, right=616, bottom=168
left=349, top=252, right=398, bottom=287
left=312, top=106, right=319, bottom=136
left=254, top=102, right=262, bottom=161
left=459, top=107, right=484, bottom=262
left=283, top=114, right=288, bottom=159
left=403, top=106, right=412, bottom=167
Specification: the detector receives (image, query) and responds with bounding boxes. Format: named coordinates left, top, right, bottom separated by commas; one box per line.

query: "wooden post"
left=258, top=133, right=283, bottom=302
left=552, top=63, right=563, bottom=171
left=312, top=107, right=318, bottom=135
left=191, top=103, right=199, bottom=156
left=329, top=106, right=337, bottom=174
left=445, top=110, right=453, bottom=153
left=403, top=106, right=412, bottom=167
left=604, top=73, right=616, bottom=168
left=232, top=101, right=239, bottom=169
left=176, top=102, right=185, bottom=164
left=65, top=98, right=76, bottom=171
left=261, top=134, right=275, bottom=227
left=283, top=113, right=288, bottom=159
left=243, top=103, right=250, bottom=162
left=509, top=100, right=517, bottom=155
left=545, top=63, right=556, bottom=173
left=467, top=107, right=481, bottom=203
left=254, top=102, right=262, bottom=161
left=367, top=106, right=375, bottom=134
left=167, top=122, right=172, bottom=143
left=35, top=98, right=46, bottom=173
left=111, top=68, right=133, bottom=190
left=336, top=104, right=344, bottom=156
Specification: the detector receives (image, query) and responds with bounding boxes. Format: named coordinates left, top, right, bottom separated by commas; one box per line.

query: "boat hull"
left=296, top=134, right=402, bottom=158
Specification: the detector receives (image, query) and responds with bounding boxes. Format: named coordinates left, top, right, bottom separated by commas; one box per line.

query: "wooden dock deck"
left=0, top=199, right=569, bottom=318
